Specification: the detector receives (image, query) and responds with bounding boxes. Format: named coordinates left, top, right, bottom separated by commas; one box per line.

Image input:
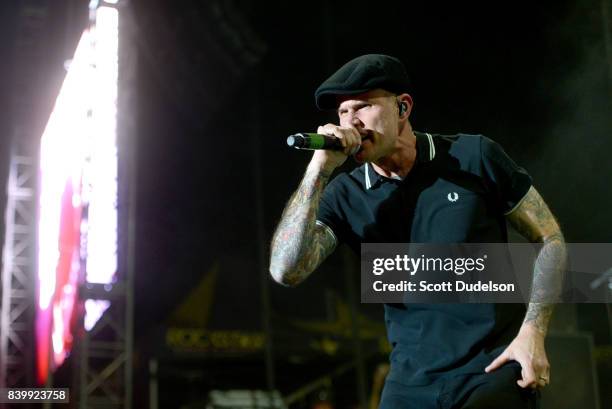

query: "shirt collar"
left=364, top=131, right=436, bottom=190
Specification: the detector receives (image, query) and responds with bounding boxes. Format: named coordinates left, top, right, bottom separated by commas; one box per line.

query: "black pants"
left=379, top=363, right=540, bottom=409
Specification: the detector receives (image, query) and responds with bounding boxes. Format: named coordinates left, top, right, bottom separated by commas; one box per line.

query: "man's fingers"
left=535, top=375, right=549, bottom=388
left=525, top=360, right=550, bottom=389
left=535, top=371, right=550, bottom=388
left=535, top=360, right=550, bottom=382
left=348, top=144, right=361, bottom=156
left=517, top=363, right=537, bottom=389
left=317, top=124, right=362, bottom=155
left=343, top=128, right=361, bottom=155
left=484, top=351, right=509, bottom=373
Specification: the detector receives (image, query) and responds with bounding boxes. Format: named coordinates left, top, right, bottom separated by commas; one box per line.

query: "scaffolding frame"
left=0, top=1, right=47, bottom=399
left=0, top=152, right=36, bottom=392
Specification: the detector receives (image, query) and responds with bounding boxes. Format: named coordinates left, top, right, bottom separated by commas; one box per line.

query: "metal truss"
left=78, top=284, right=131, bottom=409
left=0, top=0, right=47, bottom=399
left=0, top=152, right=36, bottom=392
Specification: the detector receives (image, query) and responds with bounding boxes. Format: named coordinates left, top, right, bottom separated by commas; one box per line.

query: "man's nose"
left=348, top=113, right=363, bottom=128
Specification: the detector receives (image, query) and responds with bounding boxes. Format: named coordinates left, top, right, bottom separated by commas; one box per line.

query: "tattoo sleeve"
left=269, top=164, right=338, bottom=286
left=506, top=186, right=567, bottom=334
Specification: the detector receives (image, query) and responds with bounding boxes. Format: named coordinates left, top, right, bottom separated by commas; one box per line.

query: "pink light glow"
left=38, top=31, right=92, bottom=312
left=37, top=29, right=92, bottom=384
left=36, top=5, right=119, bottom=384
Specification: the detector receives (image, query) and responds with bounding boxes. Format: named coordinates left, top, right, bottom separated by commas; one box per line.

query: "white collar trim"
left=426, top=132, right=436, bottom=160
left=365, top=162, right=372, bottom=189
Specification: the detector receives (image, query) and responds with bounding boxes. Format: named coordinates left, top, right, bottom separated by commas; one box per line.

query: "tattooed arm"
left=269, top=161, right=337, bottom=286
left=506, top=186, right=567, bottom=333
left=269, top=123, right=362, bottom=286
left=485, top=186, right=566, bottom=389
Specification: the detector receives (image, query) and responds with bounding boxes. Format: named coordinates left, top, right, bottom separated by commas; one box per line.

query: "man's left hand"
left=484, top=324, right=550, bottom=389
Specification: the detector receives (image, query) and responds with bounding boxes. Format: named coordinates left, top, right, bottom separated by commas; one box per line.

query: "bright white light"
left=83, top=5, right=119, bottom=329
left=38, top=31, right=92, bottom=310
left=84, top=299, right=111, bottom=331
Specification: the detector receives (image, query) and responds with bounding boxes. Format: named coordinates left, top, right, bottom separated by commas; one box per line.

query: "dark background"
left=0, top=0, right=610, bottom=408
left=131, top=0, right=612, bottom=328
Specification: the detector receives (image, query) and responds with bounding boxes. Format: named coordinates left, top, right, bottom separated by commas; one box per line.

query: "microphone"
left=287, top=133, right=344, bottom=151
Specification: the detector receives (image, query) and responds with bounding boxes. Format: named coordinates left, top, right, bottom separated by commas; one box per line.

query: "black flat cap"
left=314, top=54, right=411, bottom=110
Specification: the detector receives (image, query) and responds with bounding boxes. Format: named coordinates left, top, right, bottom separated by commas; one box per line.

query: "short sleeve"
left=316, top=178, right=347, bottom=244
left=480, top=136, right=532, bottom=214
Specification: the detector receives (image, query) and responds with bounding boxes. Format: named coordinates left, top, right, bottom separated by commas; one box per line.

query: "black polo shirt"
left=317, top=131, right=532, bottom=385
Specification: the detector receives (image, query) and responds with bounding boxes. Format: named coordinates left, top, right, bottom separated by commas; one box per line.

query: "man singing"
left=269, top=54, right=565, bottom=409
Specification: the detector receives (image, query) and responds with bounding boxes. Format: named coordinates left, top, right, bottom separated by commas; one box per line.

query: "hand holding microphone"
left=288, top=124, right=363, bottom=171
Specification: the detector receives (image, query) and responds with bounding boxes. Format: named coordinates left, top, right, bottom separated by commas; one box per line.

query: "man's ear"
left=397, top=93, right=413, bottom=119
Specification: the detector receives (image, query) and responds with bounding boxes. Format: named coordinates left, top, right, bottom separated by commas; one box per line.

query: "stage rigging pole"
left=0, top=1, right=47, bottom=402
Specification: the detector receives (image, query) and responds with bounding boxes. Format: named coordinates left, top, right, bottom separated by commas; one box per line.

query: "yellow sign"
left=166, top=328, right=265, bottom=351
